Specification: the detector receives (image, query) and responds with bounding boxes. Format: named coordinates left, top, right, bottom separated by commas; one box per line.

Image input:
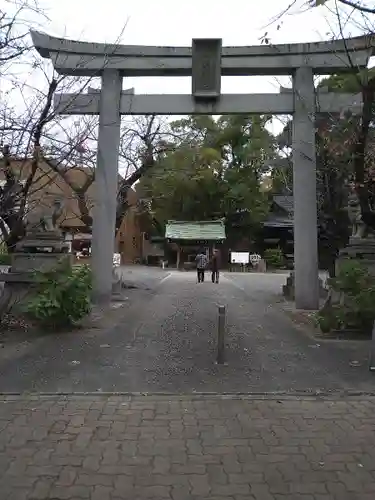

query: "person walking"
left=210, top=249, right=221, bottom=284
left=195, top=248, right=208, bottom=283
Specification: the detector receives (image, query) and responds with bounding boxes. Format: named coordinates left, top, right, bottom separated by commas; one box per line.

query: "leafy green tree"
left=139, top=115, right=277, bottom=240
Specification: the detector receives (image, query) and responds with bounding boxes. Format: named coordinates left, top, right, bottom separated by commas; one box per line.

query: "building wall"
left=0, top=158, right=144, bottom=259
left=0, top=158, right=95, bottom=231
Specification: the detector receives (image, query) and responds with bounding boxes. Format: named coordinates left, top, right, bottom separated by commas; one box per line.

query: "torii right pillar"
left=292, top=65, right=319, bottom=310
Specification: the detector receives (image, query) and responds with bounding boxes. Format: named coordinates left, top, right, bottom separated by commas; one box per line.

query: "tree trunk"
left=115, top=146, right=155, bottom=235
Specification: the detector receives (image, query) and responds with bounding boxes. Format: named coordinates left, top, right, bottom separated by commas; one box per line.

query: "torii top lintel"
left=30, top=30, right=374, bottom=77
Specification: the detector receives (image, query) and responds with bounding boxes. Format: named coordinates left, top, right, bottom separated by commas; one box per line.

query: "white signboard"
left=230, top=251, right=250, bottom=264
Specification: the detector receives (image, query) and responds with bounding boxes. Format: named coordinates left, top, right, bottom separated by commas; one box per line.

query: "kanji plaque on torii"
left=192, top=38, right=222, bottom=100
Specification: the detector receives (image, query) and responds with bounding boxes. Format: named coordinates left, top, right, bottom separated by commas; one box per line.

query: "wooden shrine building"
left=165, top=220, right=226, bottom=269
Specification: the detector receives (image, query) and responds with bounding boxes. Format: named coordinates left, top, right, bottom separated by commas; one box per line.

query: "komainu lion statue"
left=347, top=192, right=366, bottom=238
left=39, top=199, right=63, bottom=232
left=347, top=190, right=375, bottom=239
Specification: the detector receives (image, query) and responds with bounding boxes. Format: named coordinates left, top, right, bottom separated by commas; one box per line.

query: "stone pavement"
left=1, top=394, right=375, bottom=500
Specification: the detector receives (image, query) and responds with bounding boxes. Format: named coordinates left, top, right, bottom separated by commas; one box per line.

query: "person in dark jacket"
left=210, top=249, right=221, bottom=283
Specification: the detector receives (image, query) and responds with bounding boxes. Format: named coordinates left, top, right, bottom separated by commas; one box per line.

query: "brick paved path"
left=1, top=394, right=375, bottom=500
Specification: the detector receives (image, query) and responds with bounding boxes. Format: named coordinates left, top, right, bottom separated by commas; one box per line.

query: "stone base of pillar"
left=282, top=272, right=327, bottom=302
left=111, top=267, right=127, bottom=300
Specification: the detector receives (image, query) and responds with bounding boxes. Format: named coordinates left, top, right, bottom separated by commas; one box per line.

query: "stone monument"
left=11, top=199, right=71, bottom=273
left=0, top=200, right=72, bottom=309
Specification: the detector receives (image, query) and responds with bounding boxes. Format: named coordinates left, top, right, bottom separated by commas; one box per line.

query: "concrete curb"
left=1, top=390, right=375, bottom=400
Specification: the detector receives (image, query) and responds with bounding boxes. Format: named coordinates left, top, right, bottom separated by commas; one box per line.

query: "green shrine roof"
left=165, top=220, right=226, bottom=241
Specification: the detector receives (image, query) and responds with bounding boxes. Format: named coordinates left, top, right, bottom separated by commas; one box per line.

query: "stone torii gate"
left=30, top=31, right=373, bottom=309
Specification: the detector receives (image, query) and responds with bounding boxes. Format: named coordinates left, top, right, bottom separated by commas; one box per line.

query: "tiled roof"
left=165, top=220, right=226, bottom=241
left=273, top=195, right=294, bottom=215
left=264, top=216, right=294, bottom=228
left=263, top=195, right=294, bottom=228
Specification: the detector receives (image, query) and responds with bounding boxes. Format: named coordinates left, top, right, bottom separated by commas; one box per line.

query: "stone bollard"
left=369, top=321, right=375, bottom=372
left=217, top=305, right=226, bottom=364
left=112, top=267, right=122, bottom=295
left=257, top=259, right=267, bottom=273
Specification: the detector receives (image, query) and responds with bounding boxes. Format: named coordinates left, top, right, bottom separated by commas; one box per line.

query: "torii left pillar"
left=292, top=66, right=319, bottom=310
left=91, top=69, right=122, bottom=304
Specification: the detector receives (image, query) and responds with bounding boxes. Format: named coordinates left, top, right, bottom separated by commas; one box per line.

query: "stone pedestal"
left=11, top=253, right=72, bottom=273
left=15, top=230, right=70, bottom=255
left=0, top=231, right=73, bottom=310
left=336, top=238, right=375, bottom=277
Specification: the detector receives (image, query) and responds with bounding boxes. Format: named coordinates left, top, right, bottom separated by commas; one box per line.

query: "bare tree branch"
left=324, top=0, right=375, bottom=14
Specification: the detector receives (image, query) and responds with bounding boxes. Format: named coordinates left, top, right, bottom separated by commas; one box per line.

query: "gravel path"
left=0, top=270, right=373, bottom=394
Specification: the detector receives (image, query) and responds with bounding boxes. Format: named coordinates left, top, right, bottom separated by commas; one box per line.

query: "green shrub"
left=0, top=242, right=10, bottom=265
left=264, top=247, right=284, bottom=268
left=26, top=261, right=92, bottom=328
left=316, top=259, right=375, bottom=333
left=0, top=254, right=11, bottom=265
left=314, top=308, right=341, bottom=333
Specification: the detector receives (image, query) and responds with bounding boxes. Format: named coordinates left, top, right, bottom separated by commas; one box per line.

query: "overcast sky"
left=3, top=0, right=367, bottom=147
left=34, top=0, right=345, bottom=96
